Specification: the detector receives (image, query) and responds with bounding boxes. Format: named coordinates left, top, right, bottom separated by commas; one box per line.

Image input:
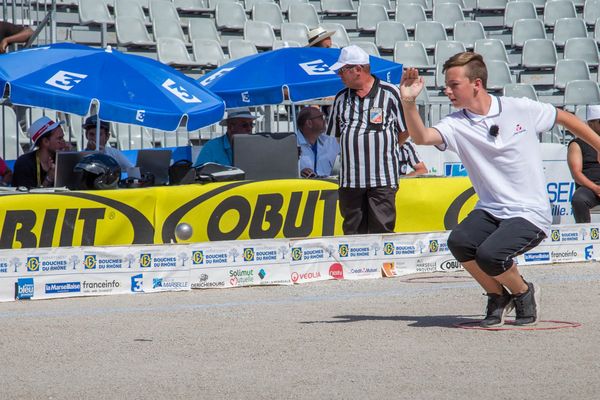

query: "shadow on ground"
left=300, top=314, right=481, bottom=328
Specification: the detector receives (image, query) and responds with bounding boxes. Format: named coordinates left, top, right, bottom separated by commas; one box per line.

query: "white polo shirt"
left=434, top=95, right=557, bottom=235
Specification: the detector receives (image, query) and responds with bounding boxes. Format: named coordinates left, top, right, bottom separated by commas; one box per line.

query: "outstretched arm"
left=399, top=68, right=443, bottom=146
left=0, top=27, right=33, bottom=53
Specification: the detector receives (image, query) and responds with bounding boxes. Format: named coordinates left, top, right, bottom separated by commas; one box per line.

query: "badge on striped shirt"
left=369, top=108, right=383, bottom=124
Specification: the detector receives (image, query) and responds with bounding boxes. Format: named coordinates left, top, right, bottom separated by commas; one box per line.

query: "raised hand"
left=400, top=68, right=425, bottom=101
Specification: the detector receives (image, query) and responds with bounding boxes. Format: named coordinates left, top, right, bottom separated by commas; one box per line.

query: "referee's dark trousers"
left=338, top=186, right=398, bottom=234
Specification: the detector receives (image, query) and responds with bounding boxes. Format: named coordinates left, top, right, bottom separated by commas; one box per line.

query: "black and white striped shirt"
left=399, top=141, right=422, bottom=175
left=326, top=77, right=406, bottom=188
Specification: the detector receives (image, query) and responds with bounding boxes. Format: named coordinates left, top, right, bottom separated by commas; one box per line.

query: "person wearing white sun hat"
left=306, top=27, right=335, bottom=48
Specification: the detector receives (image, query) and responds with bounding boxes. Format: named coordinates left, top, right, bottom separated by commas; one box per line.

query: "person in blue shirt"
left=296, top=106, right=340, bottom=178
left=194, top=107, right=256, bottom=167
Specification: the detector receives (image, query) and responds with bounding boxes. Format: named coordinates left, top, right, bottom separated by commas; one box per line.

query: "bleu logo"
left=444, top=163, right=467, bottom=177
left=131, top=274, right=144, bottom=292
left=291, top=247, right=303, bottom=261
left=243, top=248, right=255, bottom=262
left=16, top=278, right=34, bottom=299
left=26, top=257, right=40, bottom=272
left=258, top=269, right=266, bottom=280
left=585, top=245, right=594, bottom=260
left=383, top=242, right=394, bottom=256
left=551, top=230, right=560, bottom=242
left=192, top=250, right=204, bottom=265
left=84, top=255, right=97, bottom=269
left=153, top=278, right=163, bottom=289
left=338, top=244, right=349, bottom=257
left=591, top=228, right=599, bottom=240
left=429, top=240, right=439, bottom=253
left=139, top=254, right=152, bottom=268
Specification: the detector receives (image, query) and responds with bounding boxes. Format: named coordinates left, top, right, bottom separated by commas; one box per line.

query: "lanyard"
left=35, top=151, right=42, bottom=187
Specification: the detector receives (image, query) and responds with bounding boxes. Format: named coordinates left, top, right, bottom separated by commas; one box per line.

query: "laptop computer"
left=54, top=151, right=96, bottom=190
left=232, top=133, right=299, bottom=180
left=135, top=149, right=172, bottom=185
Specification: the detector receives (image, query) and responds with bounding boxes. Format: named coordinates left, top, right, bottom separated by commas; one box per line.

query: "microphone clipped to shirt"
left=489, top=124, right=499, bottom=137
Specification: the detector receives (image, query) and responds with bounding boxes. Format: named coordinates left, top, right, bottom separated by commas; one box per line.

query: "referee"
left=326, top=46, right=407, bottom=234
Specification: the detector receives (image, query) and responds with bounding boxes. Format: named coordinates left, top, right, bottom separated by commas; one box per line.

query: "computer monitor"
left=54, top=151, right=96, bottom=190
left=135, top=149, right=172, bottom=185
left=232, top=133, right=299, bottom=180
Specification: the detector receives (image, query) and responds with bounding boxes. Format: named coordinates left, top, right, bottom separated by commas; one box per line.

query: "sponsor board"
left=16, top=278, right=34, bottom=299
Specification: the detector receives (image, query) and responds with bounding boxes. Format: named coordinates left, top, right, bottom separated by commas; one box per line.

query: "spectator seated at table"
left=296, top=106, right=340, bottom=178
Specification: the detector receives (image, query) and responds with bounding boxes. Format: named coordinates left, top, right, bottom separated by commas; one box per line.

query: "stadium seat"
left=288, top=3, right=320, bottom=30
left=486, top=60, right=513, bottom=90
left=375, top=21, right=409, bottom=52
left=244, top=20, right=276, bottom=49
left=434, top=40, right=466, bottom=65
left=149, top=0, right=181, bottom=23
left=543, top=0, right=577, bottom=28
left=115, top=0, right=149, bottom=24
left=360, top=0, right=393, bottom=10
left=79, top=0, right=114, bottom=25
left=280, top=22, right=309, bottom=45
left=554, top=59, right=591, bottom=90
left=244, top=0, right=274, bottom=12
left=321, top=22, right=351, bottom=48
left=415, top=21, right=447, bottom=50
left=357, top=4, right=389, bottom=32
left=216, top=1, right=247, bottom=30
left=272, top=40, right=302, bottom=48
left=504, top=1, right=537, bottom=29
left=583, top=0, right=600, bottom=26
left=521, top=38, right=558, bottom=69
left=188, top=18, right=221, bottom=45
left=116, top=16, right=155, bottom=47
left=208, top=0, right=237, bottom=12
left=320, top=0, right=356, bottom=14
left=279, top=0, right=309, bottom=13
left=564, top=37, right=600, bottom=68
left=553, top=18, right=588, bottom=47
left=228, top=39, right=259, bottom=59
left=396, top=0, right=430, bottom=12
left=432, top=3, right=464, bottom=32
left=595, top=18, right=600, bottom=46
left=474, top=38, right=513, bottom=66
left=394, top=3, right=427, bottom=32
left=252, top=3, right=284, bottom=31
left=394, top=40, right=433, bottom=69
left=476, top=0, right=507, bottom=11
left=157, top=37, right=202, bottom=68
left=174, top=0, right=210, bottom=13
left=511, top=18, right=546, bottom=48
left=153, top=17, right=189, bottom=44
left=564, top=80, right=600, bottom=105
left=453, top=20, right=486, bottom=50
left=351, top=41, right=381, bottom=56
left=192, top=39, right=227, bottom=68
left=503, top=83, right=539, bottom=101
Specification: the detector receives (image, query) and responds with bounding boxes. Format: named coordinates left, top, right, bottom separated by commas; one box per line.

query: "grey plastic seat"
left=583, top=0, right=600, bottom=26
left=153, top=17, right=188, bottom=43
left=79, top=0, right=114, bottom=24
left=397, top=0, right=430, bottom=11
left=357, top=4, right=389, bottom=32
left=504, top=1, right=537, bottom=29
left=149, top=0, right=180, bottom=22
left=543, top=0, right=577, bottom=28
left=288, top=3, right=320, bottom=29
left=476, top=0, right=507, bottom=11
left=174, top=0, right=210, bottom=12
left=360, top=0, right=393, bottom=10
left=554, top=59, right=591, bottom=90
left=244, top=20, right=276, bottom=49
left=376, top=21, right=409, bottom=51
left=564, top=80, right=600, bottom=105
left=245, top=0, right=274, bottom=12
left=521, top=38, right=558, bottom=69
left=192, top=39, right=226, bottom=68
left=394, top=40, right=433, bottom=69
left=432, top=0, right=467, bottom=8
left=321, top=22, right=351, bottom=47
left=564, top=38, right=600, bottom=68
left=216, top=1, right=247, bottom=30
left=116, top=16, right=155, bottom=46
left=351, top=41, right=381, bottom=56
left=432, top=3, right=464, bottom=32
left=596, top=18, right=600, bottom=46
left=553, top=18, right=588, bottom=47
left=474, top=38, right=512, bottom=65
left=115, top=0, right=148, bottom=24
left=320, top=0, right=356, bottom=14
left=453, top=20, right=485, bottom=49
left=395, top=3, right=427, bottom=31
left=415, top=21, right=448, bottom=50
left=208, top=0, right=237, bottom=11
left=503, top=83, right=539, bottom=101
left=511, top=18, right=546, bottom=48
left=272, top=40, right=301, bottom=48
left=228, top=39, right=259, bottom=59
left=486, top=60, right=513, bottom=90
left=252, top=3, right=284, bottom=31
left=157, top=37, right=202, bottom=68
left=280, top=22, right=309, bottom=45
left=279, top=0, right=308, bottom=13
left=189, top=18, right=221, bottom=45
left=434, top=40, right=466, bottom=64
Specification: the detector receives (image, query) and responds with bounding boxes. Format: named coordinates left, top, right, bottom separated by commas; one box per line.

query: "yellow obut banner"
left=0, top=189, right=156, bottom=249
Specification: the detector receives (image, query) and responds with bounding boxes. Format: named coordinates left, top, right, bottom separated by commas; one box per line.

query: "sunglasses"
left=337, top=65, right=357, bottom=74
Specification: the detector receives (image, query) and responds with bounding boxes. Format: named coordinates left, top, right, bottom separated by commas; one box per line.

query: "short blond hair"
left=442, top=52, right=488, bottom=88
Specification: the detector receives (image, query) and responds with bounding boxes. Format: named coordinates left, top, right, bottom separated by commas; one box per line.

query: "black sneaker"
left=513, top=281, right=540, bottom=326
left=480, top=289, right=514, bottom=328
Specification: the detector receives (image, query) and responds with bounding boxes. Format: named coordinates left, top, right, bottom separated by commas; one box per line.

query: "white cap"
left=27, top=116, right=65, bottom=147
left=219, top=107, right=256, bottom=126
left=329, top=45, right=370, bottom=71
left=586, top=105, right=600, bottom=121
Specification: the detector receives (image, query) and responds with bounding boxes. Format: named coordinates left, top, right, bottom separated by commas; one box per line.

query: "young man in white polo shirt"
left=399, top=52, right=600, bottom=327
